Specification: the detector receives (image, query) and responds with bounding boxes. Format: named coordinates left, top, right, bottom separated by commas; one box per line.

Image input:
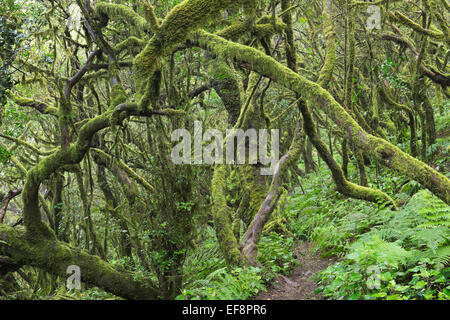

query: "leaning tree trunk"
left=194, top=30, right=450, bottom=204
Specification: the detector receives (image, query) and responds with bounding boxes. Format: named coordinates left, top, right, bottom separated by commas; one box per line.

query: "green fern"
left=315, top=189, right=450, bottom=300
left=420, top=245, right=450, bottom=268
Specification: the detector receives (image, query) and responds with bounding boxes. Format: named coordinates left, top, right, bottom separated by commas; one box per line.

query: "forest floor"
left=254, top=242, right=337, bottom=300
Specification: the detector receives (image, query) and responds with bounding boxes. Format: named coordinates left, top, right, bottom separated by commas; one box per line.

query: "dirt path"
left=254, top=242, right=336, bottom=300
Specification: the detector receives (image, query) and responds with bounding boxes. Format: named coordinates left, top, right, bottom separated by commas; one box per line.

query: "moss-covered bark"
left=7, top=91, right=58, bottom=116
left=14, top=66, right=181, bottom=298
left=211, top=165, right=242, bottom=266
left=240, top=122, right=304, bottom=264
left=95, top=161, right=132, bottom=258
left=75, top=168, right=105, bottom=258
left=0, top=224, right=158, bottom=299
left=5, top=0, right=449, bottom=300
left=133, top=0, right=246, bottom=95
left=209, top=60, right=242, bottom=125
left=194, top=31, right=450, bottom=204
left=95, top=2, right=150, bottom=34
left=378, top=86, right=418, bottom=157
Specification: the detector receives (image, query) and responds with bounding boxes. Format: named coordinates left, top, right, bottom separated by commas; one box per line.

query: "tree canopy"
left=0, top=0, right=448, bottom=300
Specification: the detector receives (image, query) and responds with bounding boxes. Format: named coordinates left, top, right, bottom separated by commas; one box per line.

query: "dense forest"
left=0, top=0, right=448, bottom=301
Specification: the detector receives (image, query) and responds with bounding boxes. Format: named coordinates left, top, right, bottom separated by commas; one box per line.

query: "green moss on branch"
left=133, top=0, right=245, bottom=94
left=0, top=224, right=158, bottom=299
left=95, top=2, right=149, bottom=34
left=193, top=30, right=450, bottom=204
left=211, top=165, right=242, bottom=266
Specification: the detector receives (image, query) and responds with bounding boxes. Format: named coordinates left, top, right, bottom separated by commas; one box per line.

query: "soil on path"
left=254, top=242, right=336, bottom=300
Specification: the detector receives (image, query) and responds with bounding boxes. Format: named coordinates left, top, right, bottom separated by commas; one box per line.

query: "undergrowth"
left=176, top=226, right=298, bottom=300
left=281, top=166, right=449, bottom=300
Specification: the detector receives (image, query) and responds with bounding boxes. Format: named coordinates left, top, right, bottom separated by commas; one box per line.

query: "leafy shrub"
left=176, top=267, right=266, bottom=300
left=179, top=226, right=266, bottom=300
left=178, top=224, right=299, bottom=299
left=285, top=167, right=389, bottom=255
left=315, top=190, right=450, bottom=300
left=257, top=232, right=299, bottom=277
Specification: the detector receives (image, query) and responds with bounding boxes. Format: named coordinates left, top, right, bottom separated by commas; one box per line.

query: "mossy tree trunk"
left=194, top=30, right=450, bottom=204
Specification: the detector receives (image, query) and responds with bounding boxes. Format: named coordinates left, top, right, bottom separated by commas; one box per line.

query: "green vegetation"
left=284, top=168, right=450, bottom=300
left=0, top=0, right=448, bottom=301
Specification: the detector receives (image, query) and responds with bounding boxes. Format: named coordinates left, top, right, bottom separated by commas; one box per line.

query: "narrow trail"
left=255, top=242, right=337, bottom=300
